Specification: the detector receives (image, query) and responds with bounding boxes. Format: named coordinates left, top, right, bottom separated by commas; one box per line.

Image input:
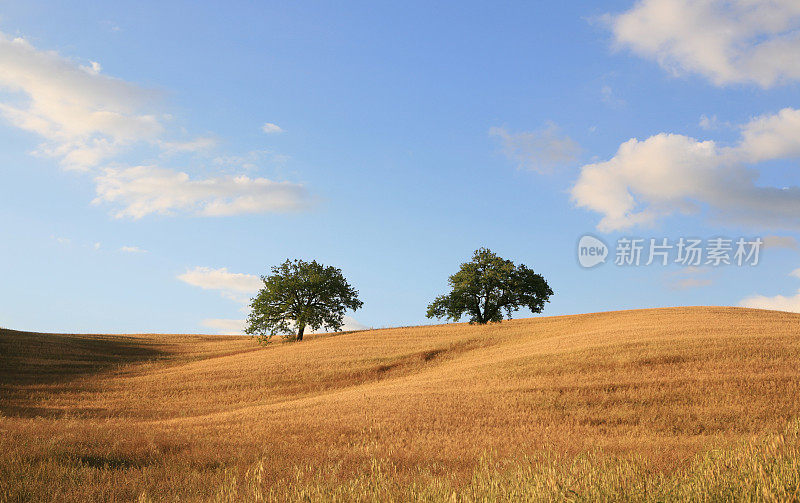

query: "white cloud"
left=763, top=235, right=799, bottom=250
left=202, top=318, right=247, bottom=335
left=698, top=114, right=734, bottom=131
left=81, top=61, right=102, bottom=75
left=737, top=107, right=800, bottom=162
left=340, top=315, right=368, bottom=332
left=698, top=115, right=735, bottom=131
left=699, top=115, right=715, bottom=130
left=0, top=31, right=308, bottom=219
left=315, top=315, right=368, bottom=333
left=262, top=122, right=284, bottom=134
left=120, top=245, right=147, bottom=253
left=601, top=85, right=625, bottom=107
left=93, top=242, right=101, bottom=250
left=671, top=277, right=713, bottom=290
left=178, top=266, right=262, bottom=292
left=610, top=0, right=800, bottom=87
left=202, top=315, right=368, bottom=336
left=741, top=290, right=800, bottom=313
left=740, top=267, right=800, bottom=312
left=489, top=123, right=580, bottom=173
left=93, top=165, right=308, bottom=219
left=178, top=266, right=262, bottom=304
left=284, top=315, right=368, bottom=335
left=571, top=107, right=800, bottom=232
left=0, top=32, right=163, bottom=170
left=665, top=266, right=713, bottom=290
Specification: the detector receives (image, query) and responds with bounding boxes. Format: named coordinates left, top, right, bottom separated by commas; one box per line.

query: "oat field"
left=2, top=306, right=800, bottom=501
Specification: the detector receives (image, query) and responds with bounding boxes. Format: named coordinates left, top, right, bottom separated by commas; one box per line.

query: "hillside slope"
left=2, top=306, right=800, bottom=501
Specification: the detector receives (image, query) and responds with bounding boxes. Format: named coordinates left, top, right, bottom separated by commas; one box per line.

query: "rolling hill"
left=2, top=306, right=800, bottom=501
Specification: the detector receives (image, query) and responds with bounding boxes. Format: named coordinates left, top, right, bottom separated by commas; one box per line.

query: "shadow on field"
left=0, top=328, right=168, bottom=417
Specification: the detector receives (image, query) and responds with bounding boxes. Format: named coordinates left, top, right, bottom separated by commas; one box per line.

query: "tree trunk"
left=474, top=300, right=485, bottom=324
left=297, top=324, right=305, bottom=341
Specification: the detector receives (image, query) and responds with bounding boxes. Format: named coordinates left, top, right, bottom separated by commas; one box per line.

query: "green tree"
left=245, top=259, right=363, bottom=342
left=426, top=248, right=553, bottom=324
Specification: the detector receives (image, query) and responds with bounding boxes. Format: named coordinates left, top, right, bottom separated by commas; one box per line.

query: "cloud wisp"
left=262, top=122, right=284, bottom=134
left=120, top=245, right=147, bottom=253
left=665, top=266, right=714, bottom=291
left=177, top=266, right=262, bottom=304
left=489, top=124, right=580, bottom=174
left=94, top=166, right=308, bottom=219
left=763, top=235, right=799, bottom=250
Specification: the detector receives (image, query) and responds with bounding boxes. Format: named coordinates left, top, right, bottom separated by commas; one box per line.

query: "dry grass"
left=1, top=306, right=799, bottom=501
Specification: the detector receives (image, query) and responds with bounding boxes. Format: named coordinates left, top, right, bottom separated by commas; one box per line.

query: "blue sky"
left=1, top=0, right=800, bottom=334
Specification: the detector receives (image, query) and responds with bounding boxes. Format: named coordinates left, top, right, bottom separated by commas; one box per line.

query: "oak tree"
left=246, top=259, right=363, bottom=342
left=426, top=248, right=553, bottom=324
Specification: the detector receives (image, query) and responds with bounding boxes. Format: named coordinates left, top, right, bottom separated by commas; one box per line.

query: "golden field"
left=2, top=306, right=800, bottom=502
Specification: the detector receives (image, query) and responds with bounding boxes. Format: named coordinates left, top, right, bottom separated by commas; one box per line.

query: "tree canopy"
left=245, top=259, right=363, bottom=342
left=426, top=248, right=553, bottom=324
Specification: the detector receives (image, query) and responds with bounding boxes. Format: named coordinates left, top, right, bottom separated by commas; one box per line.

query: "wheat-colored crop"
left=1, top=306, right=799, bottom=501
